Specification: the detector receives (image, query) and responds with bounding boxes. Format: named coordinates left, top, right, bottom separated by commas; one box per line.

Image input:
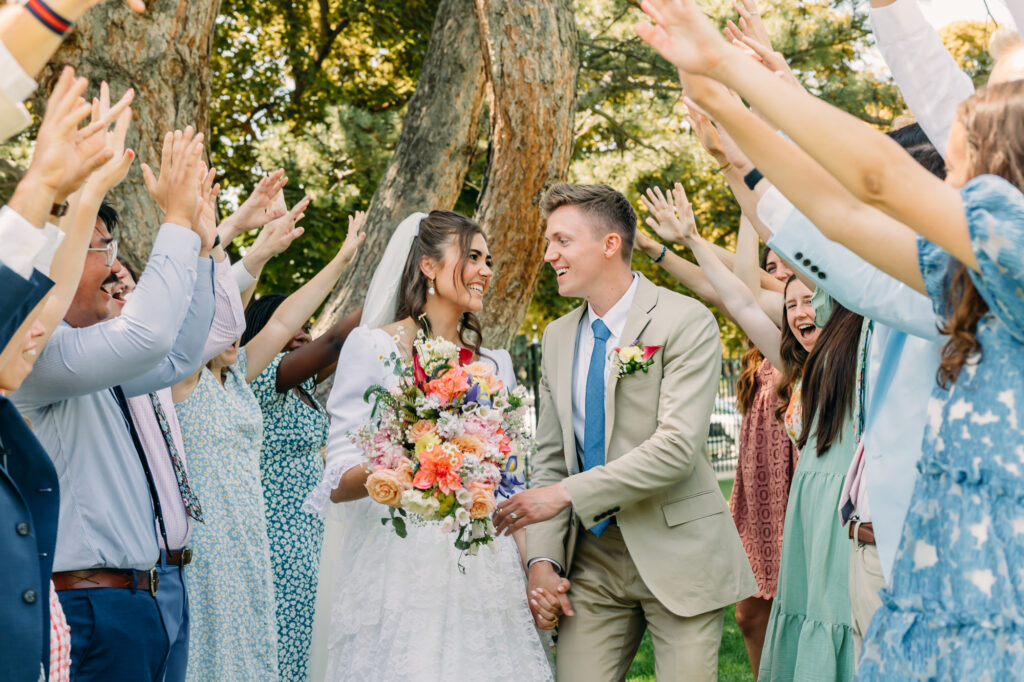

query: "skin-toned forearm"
left=330, top=464, right=370, bottom=502
left=692, top=80, right=926, bottom=292
left=703, top=53, right=968, bottom=269
left=275, top=307, right=362, bottom=392
left=7, top=175, right=57, bottom=229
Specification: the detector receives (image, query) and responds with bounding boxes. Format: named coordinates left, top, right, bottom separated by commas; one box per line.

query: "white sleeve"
left=0, top=206, right=47, bottom=278
left=32, top=222, right=65, bottom=277
left=489, top=348, right=517, bottom=391
left=232, top=258, right=258, bottom=292
left=869, top=0, right=975, bottom=158
left=302, top=326, right=391, bottom=516
left=0, top=40, right=36, bottom=103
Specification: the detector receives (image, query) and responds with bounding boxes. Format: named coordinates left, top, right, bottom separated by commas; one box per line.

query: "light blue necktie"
left=584, top=319, right=611, bottom=536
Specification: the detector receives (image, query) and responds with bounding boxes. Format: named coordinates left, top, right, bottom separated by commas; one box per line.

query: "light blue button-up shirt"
left=13, top=223, right=203, bottom=571
left=766, top=194, right=943, bottom=582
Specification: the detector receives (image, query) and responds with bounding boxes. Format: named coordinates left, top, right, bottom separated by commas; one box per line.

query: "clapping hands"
left=640, top=184, right=698, bottom=244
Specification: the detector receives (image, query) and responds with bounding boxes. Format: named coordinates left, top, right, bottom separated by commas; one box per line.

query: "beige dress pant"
left=556, top=525, right=724, bottom=682
left=848, top=538, right=885, bottom=664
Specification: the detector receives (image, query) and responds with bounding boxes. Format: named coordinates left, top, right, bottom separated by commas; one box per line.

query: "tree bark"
left=472, top=0, right=578, bottom=346
left=37, top=0, right=221, bottom=272
left=315, top=0, right=487, bottom=333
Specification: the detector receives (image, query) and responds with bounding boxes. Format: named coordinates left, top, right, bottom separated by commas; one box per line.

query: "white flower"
left=401, top=489, right=441, bottom=519
left=471, top=519, right=487, bottom=540
left=440, top=516, right=456, bottom=533
left=456, top=488, right=473, bottom=505
left=468, top=543, right=480, bottom=556
left=455, top=507, right=470, bottom=526
left=618, top=345, right=643, bottom=363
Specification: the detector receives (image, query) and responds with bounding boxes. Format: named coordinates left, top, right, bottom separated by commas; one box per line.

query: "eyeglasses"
left=86, top=239, right=118, bottom=267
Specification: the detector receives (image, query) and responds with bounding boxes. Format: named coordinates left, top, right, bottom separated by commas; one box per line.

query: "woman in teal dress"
left=241, top=295, right=360, bottom=681
left=173, top=216, right=366, bottom=681
left=758, top=296, right=863, bottom=682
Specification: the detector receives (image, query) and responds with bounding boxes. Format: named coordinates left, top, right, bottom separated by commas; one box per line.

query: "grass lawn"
left=625, top=477, right=754, bottom=681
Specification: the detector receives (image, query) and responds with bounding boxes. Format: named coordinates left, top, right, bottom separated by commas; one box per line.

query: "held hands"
left=640, top=184, right=698, bottom=245
left=527, top=563, right=574, bottom=630
left=141, top=126, right=205, bottom=229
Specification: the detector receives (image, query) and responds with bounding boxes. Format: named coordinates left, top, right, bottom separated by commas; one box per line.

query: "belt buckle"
left=149, top=567, right=159, bottom=596
left=181, top=547, right=192, bottom=565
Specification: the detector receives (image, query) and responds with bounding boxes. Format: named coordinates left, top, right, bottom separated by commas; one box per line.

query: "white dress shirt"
left=869, top=0, right=975, bottom=157
left=571, top=274, right=639, bottom=467
left=0, top=207, right=64, bottom=279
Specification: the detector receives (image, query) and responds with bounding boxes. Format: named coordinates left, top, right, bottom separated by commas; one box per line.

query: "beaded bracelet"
left=652, top=244, right=668, bottom=264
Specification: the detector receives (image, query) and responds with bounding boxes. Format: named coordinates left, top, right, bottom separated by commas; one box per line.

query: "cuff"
left=0, top=40, right=37, bottom=103
left=869, top=0, right=932, bottom=47
left=756, top=186, right=796, bottom=232
left=194, top=256, right=215, bottom=294
left=32, top=221, right=65, bottom=277
left=151, top=223, right=201, bottom=261
left=232, top=258, right=258, bottom=292
left=0, top=205, right=47, bottom=278
left=527, top=558, right=564, bottom=574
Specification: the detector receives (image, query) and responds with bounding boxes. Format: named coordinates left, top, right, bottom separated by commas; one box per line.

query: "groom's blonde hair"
left=541, top=183, right=636, bottom=264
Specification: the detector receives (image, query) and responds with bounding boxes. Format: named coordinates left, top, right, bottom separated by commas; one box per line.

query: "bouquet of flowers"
left=353, top=330, right=534, bottom=557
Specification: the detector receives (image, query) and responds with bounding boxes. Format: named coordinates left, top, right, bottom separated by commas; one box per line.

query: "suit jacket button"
left=22, top=589, right=37, bottom=604
left=802, top=258, right=812, bottom=267
left=810, top=265, right=819, bottom=273
left=15, top=521, right=30, bottom=536
left=818, top=272, right=827, bottom=280
left=794, top=251, right=804, bottom=260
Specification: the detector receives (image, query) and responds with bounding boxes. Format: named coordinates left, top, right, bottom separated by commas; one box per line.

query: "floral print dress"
left=175, top=348, right=279, bottom=682
left=857, top=176, right=1024, bottom=678
left=251, top=353, right=329, bottom=682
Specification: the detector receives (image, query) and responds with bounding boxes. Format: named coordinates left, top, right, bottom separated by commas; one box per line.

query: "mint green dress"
left=758, top=383, right=856, bottom=681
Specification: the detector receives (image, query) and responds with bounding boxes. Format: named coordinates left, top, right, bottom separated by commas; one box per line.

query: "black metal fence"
left=510, top=332, right=742, bottom=478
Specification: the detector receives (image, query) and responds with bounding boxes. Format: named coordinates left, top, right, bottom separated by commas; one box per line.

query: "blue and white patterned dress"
left=251, top=353, right=329, bottom=682
left=858, top=175, right=1024, bottom=679
left=176, top=348, right=279, bottom=681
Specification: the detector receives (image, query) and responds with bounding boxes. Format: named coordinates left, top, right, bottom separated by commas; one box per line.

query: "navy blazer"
left=0, top=265, right=53, bottom=351
left=0, top=395, right=59, bottom=681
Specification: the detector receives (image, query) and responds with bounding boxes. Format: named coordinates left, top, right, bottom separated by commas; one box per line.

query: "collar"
left=586, top=273, right=639, bottom=340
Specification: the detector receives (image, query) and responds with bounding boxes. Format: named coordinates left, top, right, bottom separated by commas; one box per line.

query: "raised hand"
left=141, top=126, right=205, bottom=228
left=81, top=85, right=136, bottom=199
left=685, top=100, right=752, bottom=174
left=333, top=210, right=368, bottom=266
left=219, top=169, right=289, bottom=241
left=730, top=0, right=771, bottom=48
left=634, top=0, right=735, bottom=76
left=724, top=17, right=801, bottom=90
left=640, top=184, right=698, bottom=244
left=192, top=163, right=220, bottom=254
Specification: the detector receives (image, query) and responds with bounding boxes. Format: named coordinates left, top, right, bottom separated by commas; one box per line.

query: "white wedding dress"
left=304, top=326, right=554, bottom=682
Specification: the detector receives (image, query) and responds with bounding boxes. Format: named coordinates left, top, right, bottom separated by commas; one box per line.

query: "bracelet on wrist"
left=212, top=234, right=222, bottom=249
left=716, top=161, right=732, bottom=173
left=21, top=0, right=72, bottom=36
left=652, top=244, right=668, bottom=264
left=743, top=168, right=765, bottom=191
left=50, top=201, right=69, bottom=218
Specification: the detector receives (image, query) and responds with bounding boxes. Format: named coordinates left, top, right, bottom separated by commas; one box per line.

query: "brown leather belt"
left=53, top=568, right=158, bottom=595
left=165, top=548, right=192, bottom=566
left=848, top=521, right=876, bottom=545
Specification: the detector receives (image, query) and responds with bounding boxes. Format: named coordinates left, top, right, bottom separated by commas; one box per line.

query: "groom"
left=494, top=183, right=755, bottom=680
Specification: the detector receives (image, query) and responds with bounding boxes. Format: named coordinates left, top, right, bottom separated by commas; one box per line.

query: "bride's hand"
left=530, top=585, right=566, bottom=630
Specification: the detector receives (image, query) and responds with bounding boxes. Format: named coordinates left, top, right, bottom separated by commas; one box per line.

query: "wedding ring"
left=509, top=512, right=519, bottom=521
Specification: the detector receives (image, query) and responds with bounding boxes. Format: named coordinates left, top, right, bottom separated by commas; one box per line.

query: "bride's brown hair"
left=937, top=80, right=1024, bottom=387
left=394, top=210, right=486, bottom=356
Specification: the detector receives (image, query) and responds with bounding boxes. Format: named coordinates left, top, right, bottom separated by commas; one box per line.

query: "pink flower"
left=413, top=444, right=464, bottom=495
left=425, top=366, right=470, bottom=404
left=642, top=345, right=662, bottom=361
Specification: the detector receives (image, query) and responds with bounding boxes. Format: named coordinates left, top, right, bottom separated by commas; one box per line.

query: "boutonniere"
left=611, top=340, right=662, bottom=378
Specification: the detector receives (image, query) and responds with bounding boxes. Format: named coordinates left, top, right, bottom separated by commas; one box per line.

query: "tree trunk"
left=314, top=0, right=488, bottom=335
left=37, top=0, right=221, bottom=272
left=472, top=0, right=578, bottom=346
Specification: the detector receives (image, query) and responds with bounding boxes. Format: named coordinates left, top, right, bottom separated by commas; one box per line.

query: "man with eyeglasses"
left=10, top=130, right=216, bottom=681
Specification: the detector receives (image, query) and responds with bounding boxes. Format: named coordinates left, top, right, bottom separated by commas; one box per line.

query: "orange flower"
left=413, top=443, right=464, bottom=495
left=365, top=467, right=408, bottom=507
left=425, top=366, right=470, bottom=403
left=395, top=459, right=414, bottom=487
left=463, top=362, right=494, bottom=381
left=450, top=435, right=484, bottom=458
left=468, top=481, right=497, bottom=519
left=408, top=420, right=436, bottom=443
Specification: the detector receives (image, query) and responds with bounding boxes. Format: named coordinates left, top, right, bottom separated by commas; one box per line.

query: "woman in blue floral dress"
left=241, top=296, right=360, bottom=681
left=172, top=215, right=366, bottom=681
left=629, top=11, right=1024, bottom=676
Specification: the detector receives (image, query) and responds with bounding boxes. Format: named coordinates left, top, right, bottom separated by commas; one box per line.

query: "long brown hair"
left=796, top=302, right=864, bottom=455
left=937, top=81, right=1024, bottom=387
left=394, top=210, right=486, bottom=355
left=774, top=276, right=810, bottom=423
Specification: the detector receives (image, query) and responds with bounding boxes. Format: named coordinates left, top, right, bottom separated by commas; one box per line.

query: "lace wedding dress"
left=304, top=327, right=554, bottom=681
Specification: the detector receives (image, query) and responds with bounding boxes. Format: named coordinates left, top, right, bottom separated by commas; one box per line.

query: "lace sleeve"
left=302, top=327, right=393, bottom=516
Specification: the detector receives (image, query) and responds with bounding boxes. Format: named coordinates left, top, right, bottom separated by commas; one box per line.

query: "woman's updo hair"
left=394, top=210, right=486, bottom=355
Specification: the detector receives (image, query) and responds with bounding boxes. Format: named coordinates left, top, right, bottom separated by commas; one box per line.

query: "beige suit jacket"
left=526, top=274, right=756, bottom=617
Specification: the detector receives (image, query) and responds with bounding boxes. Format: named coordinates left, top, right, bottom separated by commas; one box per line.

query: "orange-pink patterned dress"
left=730, top=359, right=797, bottom=599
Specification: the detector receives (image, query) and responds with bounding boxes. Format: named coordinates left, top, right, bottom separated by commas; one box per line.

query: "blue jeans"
left=155, top=551, right=190, bottom=682
left=59, top=578, right=170, bottom=681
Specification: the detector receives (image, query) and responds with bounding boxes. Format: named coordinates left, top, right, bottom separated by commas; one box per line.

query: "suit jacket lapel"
left=605, top=276, right=659, bottom=448
left=557, top=304, right=586, bottom=474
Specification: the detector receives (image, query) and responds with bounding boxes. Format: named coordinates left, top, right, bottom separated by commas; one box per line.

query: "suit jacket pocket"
left=661, top=490, right=724, bottom=527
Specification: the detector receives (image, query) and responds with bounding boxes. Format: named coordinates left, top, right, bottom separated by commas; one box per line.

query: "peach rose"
left=395, top=459, right=414, bottom=487
left=425, top=366, right=470, bottom=403
left=450, top=435, right=484, bottom=458
left=408, top=420, right=436, bottom=443
left=365, top=467, right=408, bottom=507
left=468, top=482, right=497, bottom=519
left=463, top=362, right=494, bottom=381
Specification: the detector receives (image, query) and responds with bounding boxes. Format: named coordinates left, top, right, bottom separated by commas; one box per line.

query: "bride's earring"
left=427, top=278, right=436, bottom=296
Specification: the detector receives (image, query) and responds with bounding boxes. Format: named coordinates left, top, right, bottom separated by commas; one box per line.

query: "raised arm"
left=735, top=214, right=785, bottom=325
left=231, top=193, right=311, bottom=307
left=643, top=184, right=784, bottom=368
left=635, top=0, right=970, bottom=277
left=243, top=211, right=366, bottom=382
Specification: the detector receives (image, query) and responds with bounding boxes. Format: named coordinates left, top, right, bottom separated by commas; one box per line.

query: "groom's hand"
left=527, top=563, right=574, bottom=629
left=493, top=483, right=572, bottom=535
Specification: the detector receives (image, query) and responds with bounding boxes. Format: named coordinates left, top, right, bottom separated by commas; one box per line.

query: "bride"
left=303, top=210, right=554, bottom=681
